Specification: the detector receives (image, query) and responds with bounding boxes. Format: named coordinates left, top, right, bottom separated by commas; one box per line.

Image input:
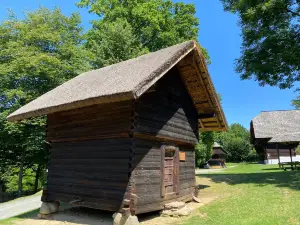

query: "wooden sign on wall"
left=179, top=151, right=186, bottom=161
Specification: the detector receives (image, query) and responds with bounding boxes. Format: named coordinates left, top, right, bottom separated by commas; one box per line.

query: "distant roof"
left=7, top=40, right=228, bottom=131
left=269, top=132, right=300, bottom=143
left=251, top=110, right=300, bottom=143
left=213, top=142, right=222, bottom=148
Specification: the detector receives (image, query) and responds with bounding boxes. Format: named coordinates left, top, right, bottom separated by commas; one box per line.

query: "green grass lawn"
left=183, top=163, right=300, bottom=225
left=2, top=164, right=300, bottom=225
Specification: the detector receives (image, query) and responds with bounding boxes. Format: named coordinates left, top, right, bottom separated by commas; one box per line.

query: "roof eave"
left=7, top=92, right=134, bottom=122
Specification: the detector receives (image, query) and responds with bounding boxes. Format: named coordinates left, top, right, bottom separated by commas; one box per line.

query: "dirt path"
left=0, top=194, right=42, bottom=220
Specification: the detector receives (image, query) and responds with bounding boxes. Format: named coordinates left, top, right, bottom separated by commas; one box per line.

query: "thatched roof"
left=213, top=142, right=222, bottom=148
left=7, top=40, right=227, bottom=131
left=268, top=132, right=300, bottom=143
left=251, top=110, right=300, bottom=143
left=212, top=142, right=226, bottom=155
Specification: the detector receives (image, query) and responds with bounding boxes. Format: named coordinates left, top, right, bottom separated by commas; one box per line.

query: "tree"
left=215, top=123, right=253, bottom=162
left=0, top=8, right=92, bottom=195
left=195, top=132, right=214, bottom=167
left=78, top=0, right=209, bottom=68
left=292, top=88, right=300, bottom=109
left=221, top=1, right=300, bottom=91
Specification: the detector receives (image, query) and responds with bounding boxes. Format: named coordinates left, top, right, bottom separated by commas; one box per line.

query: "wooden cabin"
left=206, top=142, right=227, bottom=168
left=251, top=110, right=300, bottom=164
left=8, top=41, right=228, bottom=217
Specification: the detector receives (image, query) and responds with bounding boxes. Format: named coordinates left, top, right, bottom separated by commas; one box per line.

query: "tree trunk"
left=34, top=164, right=41, bottom=193
left=0, top=181, right=3, bottom=202
left=18, top=153, right=25, bottom=197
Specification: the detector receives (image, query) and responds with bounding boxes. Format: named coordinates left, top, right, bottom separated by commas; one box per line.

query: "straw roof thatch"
left=212, top=142, right=227, bottom=154
left=251, top=110, right=300, bottom=143
left=7, top=40, right=227, bottom=131
left=268, top=132, right=300, bottom=143
left=213, top=142, right=222, bottom=148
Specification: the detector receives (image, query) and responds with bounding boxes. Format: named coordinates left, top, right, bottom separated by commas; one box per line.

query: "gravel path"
left=0, top=194, right=41, bottom=220
left=195, top=168, right=225, bottom=174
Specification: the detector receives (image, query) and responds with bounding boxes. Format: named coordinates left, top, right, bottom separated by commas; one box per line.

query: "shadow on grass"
left=261, top=168, right=282, bottom=171
left=198, top=170, right=300, bottom=191
left=197, top=184, right=210, bottom=190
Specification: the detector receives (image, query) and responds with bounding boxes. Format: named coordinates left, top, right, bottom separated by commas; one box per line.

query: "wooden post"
left=0, top=182, right=2, bottom=203
left=161, top=145, right=165, bottom=198
left=289, top=146, right=293, bottom=170
left=277, top=143, right=281, bottom=168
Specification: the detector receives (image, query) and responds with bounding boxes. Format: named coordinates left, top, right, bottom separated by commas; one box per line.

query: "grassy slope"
left=183, top=163, right=300, bottom=225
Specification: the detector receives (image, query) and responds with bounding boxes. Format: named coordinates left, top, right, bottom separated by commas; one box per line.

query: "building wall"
left=44, top=67, right=199, bottom=214
left=44, top=100, right=134, bottom=211
left=266, top=143, right=296, bottom=159
left=253, top=139, right=297, bottom=161
left=264, top=156, right=300, bottom=165
left=132, top=68, right=198, bottom=214
left=133, top=139, right=195, bottom=214
left=134, top=67, right=198, bottom=145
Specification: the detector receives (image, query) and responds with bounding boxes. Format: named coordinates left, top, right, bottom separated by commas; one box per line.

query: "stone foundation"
left=37, top=201, right=60, bottom=218
left=161, top=201, right=193, bottom=217
left=113, top=213, right=140, bottom=225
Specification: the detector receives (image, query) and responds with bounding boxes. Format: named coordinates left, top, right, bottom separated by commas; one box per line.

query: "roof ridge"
left=132, top=40, right=195, bottom=98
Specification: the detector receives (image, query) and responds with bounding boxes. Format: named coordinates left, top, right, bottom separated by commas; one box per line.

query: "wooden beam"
left=201, top=117, right=218, bottom=123
left=277, top=143, right=281, bottom=168
left=202, top=122, right=219, bottom=127
left=161, top=145, right=165, bottom=198
left=198, top=113, right=216, bottom=119
left=198, top=119, right=205, bottom=129
left=192, top=53, right=223, bottom=129
left=215, top=114, right=222, bottom=128
left=289, top=147, right=293, bottom=170
left=199, top=127, right=226, bottom=132
left=133, top=133, right=196, bottom=147
left=192, top=53, right=213, bottom=109
left=193, top=45, right=229, bottom=131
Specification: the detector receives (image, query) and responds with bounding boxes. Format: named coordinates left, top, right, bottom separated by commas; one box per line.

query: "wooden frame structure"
left=8, top=41, right=228, bottom=217
left=206, top=142, right=227, bottom=169
left=251, top=110, right=300, bottom=164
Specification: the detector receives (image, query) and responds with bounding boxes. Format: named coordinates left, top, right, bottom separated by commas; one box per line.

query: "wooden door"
left=161, top=145, right=179, bottom=197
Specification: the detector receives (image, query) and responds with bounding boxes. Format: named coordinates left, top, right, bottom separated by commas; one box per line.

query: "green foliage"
left=292, top=88, right=300, bottom=109
left=0, top=7, right=92, bottom=194
left=221, top=0, right=300, bottom=89
left=245, top=148, right=259, bottom=162
left=1, top=167, right=39, bottom=193
left=85, top=18, right=148, bottom=67
left=215, top=123, right=253, bottom=162
left=195, top=132, right=214, bottom=167
left=78, top=0, right=209, bottom=68
left=296, top=144, right=300, bottom=155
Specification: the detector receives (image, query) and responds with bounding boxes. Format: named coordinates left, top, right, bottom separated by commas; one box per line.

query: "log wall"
left=43, top=67, right=198, bottom=214
left=134, top=67, right=198, bottom=145
left=46, top=100, right=133, bottom=142
left=44, top=100, right=134, bottom=211
left=133, top=139, right=195, bottom=214
left=132, top=69, right=197, bottom=214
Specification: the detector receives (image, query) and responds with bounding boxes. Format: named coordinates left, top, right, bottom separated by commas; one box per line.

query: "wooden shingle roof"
left=8, top=40, right=228, bottom=131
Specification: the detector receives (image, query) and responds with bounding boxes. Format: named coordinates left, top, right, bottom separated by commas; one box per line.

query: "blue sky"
left=0, top=0, right=297, bottom=129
